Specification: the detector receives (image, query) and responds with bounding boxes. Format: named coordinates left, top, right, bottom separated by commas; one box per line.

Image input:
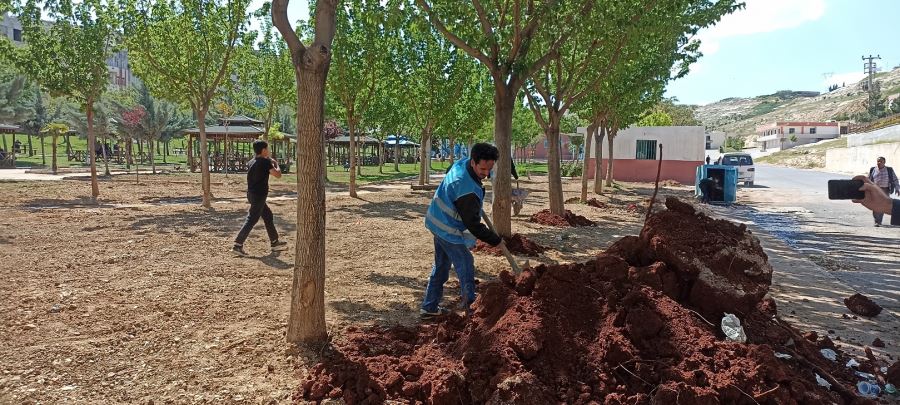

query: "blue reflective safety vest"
left=425, top=158, right=483, bottom=248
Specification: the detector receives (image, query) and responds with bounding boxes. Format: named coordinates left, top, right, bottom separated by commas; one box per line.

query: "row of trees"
left=1, top=0, right=739, bottom=343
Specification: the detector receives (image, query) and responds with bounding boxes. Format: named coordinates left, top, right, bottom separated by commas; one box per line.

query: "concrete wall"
left=515, top=134, right=580, bottom=161
left=706, top=131, right=727, bottom=149
left=846, top=125, right=900, bottom=147
left=826, top=143, right=900, bottom=174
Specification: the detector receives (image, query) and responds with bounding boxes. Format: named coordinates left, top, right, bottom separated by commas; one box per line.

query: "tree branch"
left=472, top=0, right=500, bottom=60
left=271, top=0, right=306, bottom=58
left=415, top=0, right=496, bottom=71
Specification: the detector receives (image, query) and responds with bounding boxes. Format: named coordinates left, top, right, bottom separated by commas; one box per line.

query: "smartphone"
left=828, top=179, right=865, bottom=200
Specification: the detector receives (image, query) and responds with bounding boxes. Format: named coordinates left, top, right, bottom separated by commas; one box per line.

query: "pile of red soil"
left=888, top=361, right=900, bottom=386
left=844, top=293, right=883, bottom=317
left=586, top=198, right=607, bottom=209
left=530, top=209, right=596, bottom=227
left=472, top=234, right=546, bottom=257
left=298, top=198, right=873, bottom=404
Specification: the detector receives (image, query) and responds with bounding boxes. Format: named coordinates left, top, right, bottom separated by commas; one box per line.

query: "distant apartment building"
left=1, top=13, right=136, bottom=91
left=756, top=121, right=845, bottom=151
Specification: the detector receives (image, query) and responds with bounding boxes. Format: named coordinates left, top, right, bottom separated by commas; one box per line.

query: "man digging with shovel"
left=421, top=143, right=508, bottom=318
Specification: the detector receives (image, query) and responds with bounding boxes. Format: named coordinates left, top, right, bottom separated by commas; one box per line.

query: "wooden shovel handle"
left=480, top=212, right=522, bottom=275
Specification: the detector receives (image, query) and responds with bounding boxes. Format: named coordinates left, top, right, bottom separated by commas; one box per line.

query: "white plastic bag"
left=721, top=313, right=747, bottom=343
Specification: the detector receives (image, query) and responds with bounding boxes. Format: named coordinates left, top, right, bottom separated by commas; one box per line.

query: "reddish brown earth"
left=888, top=361, right=900, bottom=386
left=530, top=209, right=596, bottom=227
left=873, top=338, right=886, bottom=348
left=844, top=293, right=883, bottom=317
left=297, top=198, right=874, bottom=404
left=473, top=234, right=546, bottom=257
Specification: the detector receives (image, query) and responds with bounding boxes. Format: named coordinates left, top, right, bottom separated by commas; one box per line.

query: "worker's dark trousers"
left=235, top=193, right=278, bottom=245
left=873, top=187, right=891, bottom=225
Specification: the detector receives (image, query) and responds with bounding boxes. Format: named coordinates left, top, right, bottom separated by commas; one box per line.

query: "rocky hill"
left=695, top=66, right=900, bottom=142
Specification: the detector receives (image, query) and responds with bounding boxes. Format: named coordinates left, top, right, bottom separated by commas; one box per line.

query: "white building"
left=706, top=131, right=727, bottom=150
left=578, top=126, right=705, bottom=184
left=756, top=121, right=844, bottom=151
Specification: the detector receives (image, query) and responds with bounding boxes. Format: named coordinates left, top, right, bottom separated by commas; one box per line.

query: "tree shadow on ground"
left=21, top=196, right=99, bottom=209
left=338, top=199, right=427, bottom=221
left=127, top=206, right=297, bottom=240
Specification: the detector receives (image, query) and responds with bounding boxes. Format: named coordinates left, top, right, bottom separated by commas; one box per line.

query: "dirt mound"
left=888, top=361, right=900, bottom=386
left=298, top=198, right=871, bottom=404
left=530, top=209, right=596, bottom=227
left=586, top=198, right=607, bottom=208
left=844, top=293, right=882, bottom=317
left=473, top=234, right=546, bottom=257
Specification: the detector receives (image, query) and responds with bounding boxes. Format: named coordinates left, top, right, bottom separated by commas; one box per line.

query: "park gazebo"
left=326, top=135, right=383, bottom=167
left=183, top=115, right=294, bottom=173
left=384, top=135, right=420, bottom=164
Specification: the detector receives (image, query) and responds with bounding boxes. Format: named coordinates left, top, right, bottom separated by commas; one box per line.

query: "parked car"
left=720, top=152, right=755, bottom=186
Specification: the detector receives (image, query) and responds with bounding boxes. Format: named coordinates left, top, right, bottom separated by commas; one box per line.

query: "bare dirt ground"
left=0, top=173, right=683, bottom=404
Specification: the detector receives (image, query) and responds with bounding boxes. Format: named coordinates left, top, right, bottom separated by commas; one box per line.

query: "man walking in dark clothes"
left=232, top=140, right=286, bottom=256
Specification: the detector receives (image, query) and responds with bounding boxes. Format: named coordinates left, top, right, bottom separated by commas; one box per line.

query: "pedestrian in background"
left=868, top=156, right=900, bottom=227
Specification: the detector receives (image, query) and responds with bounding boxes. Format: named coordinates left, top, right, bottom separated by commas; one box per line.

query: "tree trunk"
left=605, top=129, right=615, bottom=187
left=187, top=135, right=194, bottom=172
left=197, top=109, right=213, bottom=208
left=418, top=126, right=431, bottom=185
left=393, top=138, right=400, bottom=172
left=286, top=60, right=329, bottom=344
left=348, top=120, right=358, bottom=198
left=580, top=123, right=596, bottom=202
left=163, top=141, right=168, bottom=164
left=125, top=138, right=133, bottom=168
left=137, top=138, right=144, bottom=162
left=491, top=89, right=514, bottom=237
left=448, top=135, right=456, bottom=166
left=150, top=137, right=156, bottom=174
left=1, top=133, right=7, bottom=151
left=51, top=135, right=58, bottom=174
left=594, top=124, right=605, bottom=194
left=87, top=100, right=100, bottom=198
left=378, top=141, right=384, bottom=174
left=545, top=116, right=565, bottom=215
left=27, top=133, right=33, bottom=157
left=102, top=133, right=111, bottom=176
left=40, top=136, right=46, bottom=166
left=64, top=133, right=71, bottom=158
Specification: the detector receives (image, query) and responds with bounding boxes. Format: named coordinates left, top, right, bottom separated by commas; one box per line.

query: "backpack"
left=869, top=166, right=897, bottom=194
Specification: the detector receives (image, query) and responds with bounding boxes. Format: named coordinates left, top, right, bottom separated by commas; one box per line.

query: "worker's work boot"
left=419, top=307, right=450, bottom=319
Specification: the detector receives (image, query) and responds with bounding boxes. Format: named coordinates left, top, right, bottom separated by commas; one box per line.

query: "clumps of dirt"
left=586, top=198, right=606, bottom=209
left=661, top=179, right=682, bottom=187
left=297, top=197, right=872, bottom=404
left=888, top=361, right=900, bottom=386
left=844, top=293, right=883, bottom=317
left=529, top=209, right=596, bottom=227
left=472, top=234, right=547, bottom=257
left=872, top=338, right=886, bottom=348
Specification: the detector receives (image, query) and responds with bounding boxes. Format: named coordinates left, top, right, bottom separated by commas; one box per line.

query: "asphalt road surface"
left=715, top=164, right=899, bottom=315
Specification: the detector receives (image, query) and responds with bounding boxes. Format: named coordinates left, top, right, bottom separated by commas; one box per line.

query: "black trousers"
left=235, top=193, right=278, bottom=245
left=874, top=187, right=891, bottom=225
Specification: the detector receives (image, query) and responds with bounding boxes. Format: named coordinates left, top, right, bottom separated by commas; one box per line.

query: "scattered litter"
left=857, top=381, right=881, bottom=398
left=885, top=383, right=897, bottom=395
left=820, top=348, right=837, bottom=361
left=815, top=374, right=831, bottom=389
left=774, top=352, right=792, bottom=360
left=846, top=359, right=860, bottom=368
left=855, top=371, right=876, bottom=380
left=721, top=313, right=746, bottom=343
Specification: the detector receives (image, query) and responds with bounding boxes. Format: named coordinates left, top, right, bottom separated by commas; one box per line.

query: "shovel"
left=480, top=211, right=523, bottom=275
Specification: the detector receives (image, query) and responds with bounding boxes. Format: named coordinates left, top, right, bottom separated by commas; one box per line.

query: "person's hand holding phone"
left=851, top=175, right=893, bottom=215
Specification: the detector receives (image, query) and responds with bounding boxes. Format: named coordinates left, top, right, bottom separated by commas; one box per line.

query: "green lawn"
left=2, top=133, right=549, bottom=184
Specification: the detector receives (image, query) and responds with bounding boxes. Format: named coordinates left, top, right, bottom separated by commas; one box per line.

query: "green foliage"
left=789, top=134, right=798, bottom=143
left=0, top=74, right=32, bottom=124
left=560, top=162, right=582, bottom=177
left=636, top=111, right=673, bottom=127
left=891, top=97, right=900, bottom=115
left=866, top=81, right=889, bottom=118
left=651, top=98, right=700, bottom=126
left=723, top=136, right=745, bottom=152
left=122, top=0, right=250, bottom=112
left=749, top=100, right=779, bottom=117
left=14, top=0, right=118, bottom=106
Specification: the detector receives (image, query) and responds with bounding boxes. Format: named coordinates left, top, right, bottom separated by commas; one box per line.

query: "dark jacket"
left=893, top=199, right=900, bottom=226
left=869, top=166, right=898, bottom=194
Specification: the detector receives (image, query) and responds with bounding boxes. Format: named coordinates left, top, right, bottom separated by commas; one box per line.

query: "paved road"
left=713, top=164, right=899, bottom=316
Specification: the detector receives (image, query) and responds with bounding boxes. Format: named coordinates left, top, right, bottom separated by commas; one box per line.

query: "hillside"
left=695, top=66, right=900, bottom=141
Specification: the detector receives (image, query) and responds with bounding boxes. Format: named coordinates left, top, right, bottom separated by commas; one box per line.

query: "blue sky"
left=665, top=0, right=900, bottom=105
left=253, top=0, right=900, bottom=107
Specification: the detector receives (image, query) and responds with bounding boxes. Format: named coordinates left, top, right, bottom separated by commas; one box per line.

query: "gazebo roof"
left=384, top=138, right=419, bottom=147
left=0, top=123, right=20, bottom=133
left=182, top=125, right=265, bottom=139
left=220, top=115, right=263, bottom=126
left=328, top=135, right=382, bottom=144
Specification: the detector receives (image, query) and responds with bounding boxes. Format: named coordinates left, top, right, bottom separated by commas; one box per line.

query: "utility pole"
left=862, top=54, right=881, bottom=93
